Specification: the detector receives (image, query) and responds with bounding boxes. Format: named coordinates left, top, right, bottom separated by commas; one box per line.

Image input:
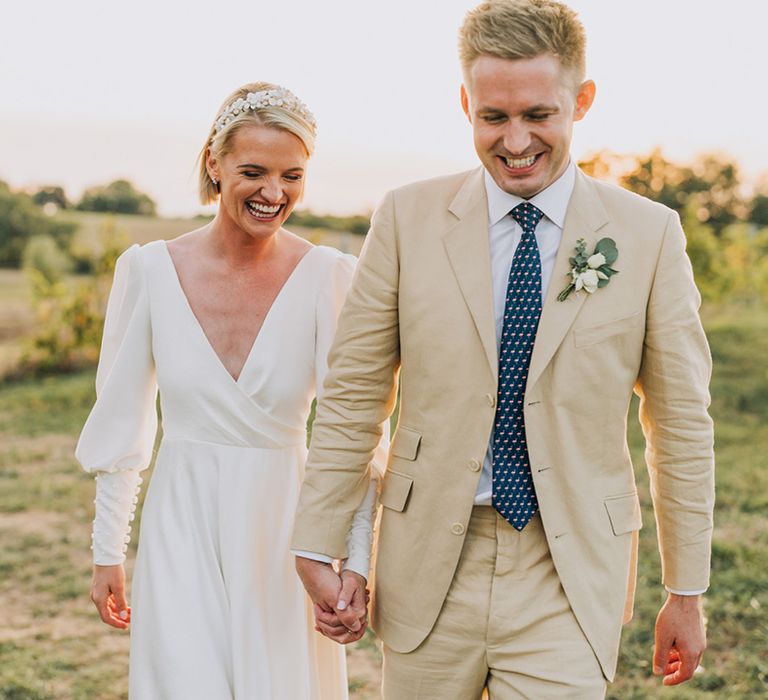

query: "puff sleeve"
left=75, top=244, right=159, bottom=565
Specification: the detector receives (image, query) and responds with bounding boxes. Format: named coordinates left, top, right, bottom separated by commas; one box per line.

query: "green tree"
left=0, top=180, right=76, bottom=267
left=620, top=150, right=745, bottom=233
left=32, top=185, right=70, bottom=210
left=77, top=179, right=157, bottom=216
left=685, top=154, right=746, bottom=231
left=749, top=193, right=768, bottom=227
left=619, top=149, right=691, bottom=211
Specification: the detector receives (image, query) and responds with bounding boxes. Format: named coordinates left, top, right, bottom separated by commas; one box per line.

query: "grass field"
left=1, top=301, right=766, bottom=698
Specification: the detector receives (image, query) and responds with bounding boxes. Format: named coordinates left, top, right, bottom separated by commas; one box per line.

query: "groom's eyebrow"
left=525, top=104, right=560, bottom=114
left=477, top=103, right=560, bottom=116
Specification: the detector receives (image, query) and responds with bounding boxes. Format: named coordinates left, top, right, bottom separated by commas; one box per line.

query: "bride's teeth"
left=504, top=155, right=537, bottom=169
left=246, top=202, right=281, bottom=216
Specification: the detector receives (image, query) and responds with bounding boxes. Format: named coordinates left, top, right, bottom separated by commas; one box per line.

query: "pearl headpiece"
left=213, top=87, right=317, bottom=135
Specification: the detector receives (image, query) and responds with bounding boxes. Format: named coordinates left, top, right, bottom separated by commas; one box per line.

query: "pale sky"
left=3, top=0, right=766, bottom=216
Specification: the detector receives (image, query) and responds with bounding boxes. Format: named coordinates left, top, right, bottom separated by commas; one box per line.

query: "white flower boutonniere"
left=557, top=238, right=619, bottom=302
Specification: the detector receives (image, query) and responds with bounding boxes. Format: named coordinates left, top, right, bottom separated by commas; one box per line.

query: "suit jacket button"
left=486, top=393, right=496, bottom=407
left=451, top=523, right=465, bottom=535
left=468, top=459, right=481, bottom=472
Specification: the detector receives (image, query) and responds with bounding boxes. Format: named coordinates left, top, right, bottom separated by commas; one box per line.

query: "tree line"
left=32, top=180, right=157, bottom=217
left=3, top=149, right=767, bottom=380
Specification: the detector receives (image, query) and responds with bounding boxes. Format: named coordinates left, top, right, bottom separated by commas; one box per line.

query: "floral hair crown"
left=213, top=87, right=317, bottom=135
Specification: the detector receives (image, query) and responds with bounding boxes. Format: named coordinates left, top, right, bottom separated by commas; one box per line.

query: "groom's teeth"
left=504, top=155, right=537, bottom=169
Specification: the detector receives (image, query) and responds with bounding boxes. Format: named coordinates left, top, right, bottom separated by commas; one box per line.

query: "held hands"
left=653, top=593, right=706, bottom=685
left=91, top=564, right=130, bottom=629
left=295, top=557, right=369, bottom=644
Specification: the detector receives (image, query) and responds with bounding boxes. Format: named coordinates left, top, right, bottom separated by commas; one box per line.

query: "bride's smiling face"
left=208, top=123, right=308, bottom=238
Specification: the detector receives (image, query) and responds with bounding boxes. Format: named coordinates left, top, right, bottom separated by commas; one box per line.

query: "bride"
left=76, top=82, right=385, bottom=698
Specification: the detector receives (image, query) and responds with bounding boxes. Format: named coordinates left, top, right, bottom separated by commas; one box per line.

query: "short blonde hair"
left=197, top=82, right=317, bottom=205
left=459, top=0, right=587, bottom=91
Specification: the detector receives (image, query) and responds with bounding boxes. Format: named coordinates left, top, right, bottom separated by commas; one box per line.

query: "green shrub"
left=0, top=181, right=76, bottom=267
left=11, top=223, right=128, bottom=379
left=21, top=235, right=73, bottom=284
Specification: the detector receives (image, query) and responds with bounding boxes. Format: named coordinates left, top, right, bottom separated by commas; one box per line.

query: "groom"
left=293, top=0, right=714, bottom=696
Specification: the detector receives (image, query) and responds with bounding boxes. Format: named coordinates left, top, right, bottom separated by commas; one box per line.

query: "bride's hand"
left=91, top=564, right=130, bottom=629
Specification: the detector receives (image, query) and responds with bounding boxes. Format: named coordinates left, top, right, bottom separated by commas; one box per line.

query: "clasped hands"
left=295, top=557, right=369, bottom=645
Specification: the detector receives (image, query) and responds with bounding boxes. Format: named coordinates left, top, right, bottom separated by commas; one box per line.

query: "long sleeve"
left=635, top=211, right=715, bottom=592
left=309, top=251, right=389, bottom=578
left=75, top=244, right=159, bottom=565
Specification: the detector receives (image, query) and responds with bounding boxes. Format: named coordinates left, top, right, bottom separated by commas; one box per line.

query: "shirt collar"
left=484, top=160, right=576, bottom=229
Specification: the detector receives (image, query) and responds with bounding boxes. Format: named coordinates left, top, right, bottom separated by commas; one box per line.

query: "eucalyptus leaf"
left=597, top=278, right=610, bottom=288
left=595, top=238, right=619, bottom=265
left=595, top=237, right=617, bottom=254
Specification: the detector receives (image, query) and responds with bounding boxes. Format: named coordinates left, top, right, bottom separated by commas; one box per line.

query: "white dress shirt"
left=474, top=162, right=574, bottom=505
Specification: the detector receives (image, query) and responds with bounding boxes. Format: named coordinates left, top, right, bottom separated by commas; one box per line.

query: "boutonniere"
left=557, top=238, right=619, bottom=302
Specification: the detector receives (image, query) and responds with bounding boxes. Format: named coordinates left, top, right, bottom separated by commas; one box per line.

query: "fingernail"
left=119, top=610, right=128, bottom=620
left=337, top=600, right=347, bottom=610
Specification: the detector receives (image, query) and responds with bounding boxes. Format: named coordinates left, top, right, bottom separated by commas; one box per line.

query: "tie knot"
left=510, top=202, right=544, bottom=234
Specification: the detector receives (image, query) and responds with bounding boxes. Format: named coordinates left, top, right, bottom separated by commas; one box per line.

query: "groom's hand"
left=313, top=570, right=369, bottom=644
left=653, top=593, right=706, bottom=685
left=295, top=557, right=342, bottom=613
left=336, top=570, right=368, bottom=634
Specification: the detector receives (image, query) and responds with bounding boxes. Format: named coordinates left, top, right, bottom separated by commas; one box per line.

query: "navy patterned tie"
left=492, top=202, right=544, bottom=531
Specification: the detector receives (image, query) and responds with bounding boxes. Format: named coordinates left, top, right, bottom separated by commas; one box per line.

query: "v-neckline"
left=160, top=241, right=318, bottom=385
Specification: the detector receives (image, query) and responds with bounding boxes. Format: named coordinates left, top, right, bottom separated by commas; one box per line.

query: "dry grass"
left=1, top=293, right=766, bottom=697
left=0, top=373, right=381, bottom=699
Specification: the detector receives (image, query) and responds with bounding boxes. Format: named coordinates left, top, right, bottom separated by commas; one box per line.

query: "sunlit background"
left=3, top=0, right=767, bottom=215
left=2, top=3, right=768, bottom=699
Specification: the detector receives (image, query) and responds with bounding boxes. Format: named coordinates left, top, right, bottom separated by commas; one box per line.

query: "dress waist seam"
left=161, top=436, right=306, bottom=451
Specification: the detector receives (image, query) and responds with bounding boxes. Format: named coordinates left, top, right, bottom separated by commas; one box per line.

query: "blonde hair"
left=459, top=0, right=587, bottom=91
left=197, top=82, right=317, bottom=205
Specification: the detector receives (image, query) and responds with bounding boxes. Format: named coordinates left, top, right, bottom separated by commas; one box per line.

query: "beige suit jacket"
left=292, top=167, right=715, bottom=679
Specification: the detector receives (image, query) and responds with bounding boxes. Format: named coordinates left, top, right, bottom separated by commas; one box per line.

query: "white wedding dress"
left=76, top=240, right=383, bottom=699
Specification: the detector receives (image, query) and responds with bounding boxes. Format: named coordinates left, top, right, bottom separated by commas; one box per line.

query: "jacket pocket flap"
left=573, top=311, right=642, bottom=348
left=391, top=426, right=422, bottom=461
left=604, top=493, right=643, bottom=536
left=380, top=470, right=413, bottom=512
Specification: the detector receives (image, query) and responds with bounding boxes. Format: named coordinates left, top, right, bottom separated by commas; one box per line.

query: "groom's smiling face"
left=462, top=53, right=595, bottom=199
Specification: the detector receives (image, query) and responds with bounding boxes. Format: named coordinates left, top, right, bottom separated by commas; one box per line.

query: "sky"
left=2, top=0, right=767, bottom=216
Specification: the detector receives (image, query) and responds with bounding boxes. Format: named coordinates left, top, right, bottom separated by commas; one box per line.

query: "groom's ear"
left=573, top=79, right=596, bottom=122
left=460, top=84, right=472, bottom=122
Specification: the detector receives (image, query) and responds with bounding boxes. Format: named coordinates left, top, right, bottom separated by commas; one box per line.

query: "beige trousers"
left=382, top=508, right=606, bottom=699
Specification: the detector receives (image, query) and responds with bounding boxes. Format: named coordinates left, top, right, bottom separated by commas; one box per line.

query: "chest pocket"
left=573, top=311, right=643, bottom=348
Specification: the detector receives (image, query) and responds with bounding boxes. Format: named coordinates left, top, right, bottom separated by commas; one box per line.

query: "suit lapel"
left=443, top=169, right=498, bottom=379
left=527, top=171, right=610, bottom=389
